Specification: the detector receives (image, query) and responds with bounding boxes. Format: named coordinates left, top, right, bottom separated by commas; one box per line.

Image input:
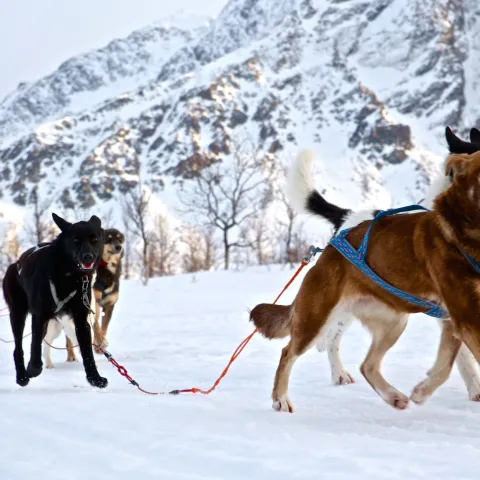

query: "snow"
left=0, top=264, right=479, bottom=479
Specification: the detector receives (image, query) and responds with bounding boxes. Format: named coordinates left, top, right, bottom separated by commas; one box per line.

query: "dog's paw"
left=45, top=362, right=55, bottom=369
left=87, top=375, right=108, bottom=389
left=466, top=381, right=480, bottom=402
left=332, top=369, right=355, bottom=386
left=272, top=395, right=294, bottom=413
left=410, top=380, right=431, bottom=405
left=384, top=389, right=409, bottom=410
left=16, top=374, right=30, bottom=387
left=66, top=353, right=78, bottom=363
left=26, top=362, right=43, bottom=378
left=94, top=338, right=108, bottom=354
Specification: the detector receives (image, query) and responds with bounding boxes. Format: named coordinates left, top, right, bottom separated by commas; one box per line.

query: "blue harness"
left=328, top=205, right=450, bottom=318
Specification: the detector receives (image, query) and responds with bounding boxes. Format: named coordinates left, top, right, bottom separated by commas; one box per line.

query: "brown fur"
left=251, top=152, right=480, bottom=412
left=92, top=229, right=124, bottom=353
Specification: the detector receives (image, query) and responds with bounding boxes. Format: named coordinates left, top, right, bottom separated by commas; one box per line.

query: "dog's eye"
left=73, top=238, right=80, bottom=245
left=91, top=237, right=98, bottom=245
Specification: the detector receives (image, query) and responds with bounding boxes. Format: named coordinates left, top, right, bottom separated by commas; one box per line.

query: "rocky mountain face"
left=0, top=0, right=479, bottom=223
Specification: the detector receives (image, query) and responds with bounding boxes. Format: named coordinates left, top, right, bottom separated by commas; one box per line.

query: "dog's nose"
left=82, top=253, right=94, bottom=263
left=115, top=245, right=122, bottom=252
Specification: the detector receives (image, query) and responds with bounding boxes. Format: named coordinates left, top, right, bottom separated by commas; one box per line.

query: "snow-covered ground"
left=0, top=265, right=479, bottom=479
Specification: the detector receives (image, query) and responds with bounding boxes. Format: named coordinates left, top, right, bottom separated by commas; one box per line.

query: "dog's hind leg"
left=272, top=269, right=342, bottom=413
left=66, top=337, right=78, bottom=362
left=411, top=321, right=461, bottom=405
left=43, top=320, right=63, bottom=369
left=323, top=317, right=355, bottom=386
left=3, top=264, right=30, bottom=386
left=27, top=314, right=48, bottom=378
left=358, top=310, right=409, bottom=410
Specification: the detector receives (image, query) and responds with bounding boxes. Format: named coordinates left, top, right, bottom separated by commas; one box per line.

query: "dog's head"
left=52, top=213, right=104, bottom=272
left=437, top=151, right=480, bottom=228
left=102, top=228, right=125, bottom=264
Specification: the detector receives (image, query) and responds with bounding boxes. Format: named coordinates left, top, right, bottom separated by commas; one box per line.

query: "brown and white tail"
left=250, top=304, right=292, bottom=339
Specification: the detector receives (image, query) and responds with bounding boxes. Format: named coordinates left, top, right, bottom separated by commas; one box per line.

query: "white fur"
left=286, top=150, right=316, bottom=213
left=338, top=209, right=377, bottom=230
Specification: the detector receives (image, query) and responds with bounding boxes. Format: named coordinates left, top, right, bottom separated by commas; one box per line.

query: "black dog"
left=2, top=213, right=108, bottom=388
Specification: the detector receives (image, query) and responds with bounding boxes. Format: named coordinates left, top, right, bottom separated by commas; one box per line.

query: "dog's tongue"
left=82, top=262, right=93, bottom=270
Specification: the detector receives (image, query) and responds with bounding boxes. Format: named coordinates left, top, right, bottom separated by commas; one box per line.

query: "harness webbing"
left=329, top=205, right=448, bottom=319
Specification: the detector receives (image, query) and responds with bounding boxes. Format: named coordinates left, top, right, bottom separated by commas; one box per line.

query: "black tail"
left=286, top=150, right=350, bottom=231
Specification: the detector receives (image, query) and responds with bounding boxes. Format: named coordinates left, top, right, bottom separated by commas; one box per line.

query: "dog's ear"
left=52, top=213, right=72, bottom=232
left=88, top=215, right=102, bottom=230
left=445, top=126, right=479, bottom=154
left=470, top=127, right=480, bottom=145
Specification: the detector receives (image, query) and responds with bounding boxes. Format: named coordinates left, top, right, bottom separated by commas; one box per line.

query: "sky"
left=0, top=0, right=226, bottom=100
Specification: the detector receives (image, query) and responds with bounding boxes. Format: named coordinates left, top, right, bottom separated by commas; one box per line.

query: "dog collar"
left=99, top=260, right=108, bottom=268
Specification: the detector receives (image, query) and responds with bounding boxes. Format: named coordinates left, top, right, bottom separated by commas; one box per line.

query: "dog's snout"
left=115, top=244, right=122, bottom=252
left=82, top=253, right=94, bottom=263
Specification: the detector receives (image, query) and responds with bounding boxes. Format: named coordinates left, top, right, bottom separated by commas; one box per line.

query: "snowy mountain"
left=0, top=0, right=479, bottom=228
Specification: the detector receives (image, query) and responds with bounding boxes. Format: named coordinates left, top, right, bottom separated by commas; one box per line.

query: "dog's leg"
left=272, top=280, right=341, bottom=412
left=27, top=315, right=48, bottom=378
left=93, top=301, right=105, bottom=354
left=100, top=304, right=114, bottom=348
left=411, top=321, right=461, bottom=404
left=359, top=313, right=409, bottom=410
left=7, top=290, right=30, bottom=386
left=72, top=311, right=108, bottom=388
left=432, top=319, right=480, bottom=401
left=3, top=264, right=30, bottom=386
left=43, top=320, right=63, bottom=369
left=325, top=318, right=355, bottom=386
left=66, top=337, right=78, bottom=362
left=58, top=316, right=79, bottom=362
left=455, top=344, right=480, bottom=401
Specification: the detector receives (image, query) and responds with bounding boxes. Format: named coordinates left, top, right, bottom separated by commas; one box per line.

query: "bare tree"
left=181, top=225, right=218, bottom=273
left=179, top=138, right=275, bottom=270
left=25, top=186, right=53, bottom=245
left=122, top=183, right=152, bottom=285
left=121, top=212, right=134, bottom=280
left=0, top=223, right=22, bottom=277
left=149, top=213, right=177, bottom=277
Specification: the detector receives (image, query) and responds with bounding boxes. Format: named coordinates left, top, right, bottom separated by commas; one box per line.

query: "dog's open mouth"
left=81, top=262, right=94, bottom=270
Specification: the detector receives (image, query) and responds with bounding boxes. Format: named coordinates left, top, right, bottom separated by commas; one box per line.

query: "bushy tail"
left=286, top=150, right=350, bottom=232
left=250, top=303, right=292, bottom=339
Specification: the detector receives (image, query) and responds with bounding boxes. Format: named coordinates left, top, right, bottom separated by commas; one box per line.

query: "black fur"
left=305, top=190, right=351, bottom=233
left=470, top=127, right=480, bottom=145
left=445, top=126, right=480, bottom=154
left=2, top=213, right=108, bottom=388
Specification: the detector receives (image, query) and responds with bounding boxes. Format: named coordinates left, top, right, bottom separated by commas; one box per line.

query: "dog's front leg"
left=73, top=312, right=108, bottom=388
left=27, top=315, right=48, bottom=378
left=410, top=320, right=461, bottom=404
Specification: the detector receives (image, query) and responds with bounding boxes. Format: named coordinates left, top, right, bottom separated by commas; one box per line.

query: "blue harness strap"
left=328, top=205, right=449, bottom=319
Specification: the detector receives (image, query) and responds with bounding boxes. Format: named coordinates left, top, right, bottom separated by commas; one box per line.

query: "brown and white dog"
left=251, top=151, right=480, bottom=412
left=284, top=127, right=480, bottom=402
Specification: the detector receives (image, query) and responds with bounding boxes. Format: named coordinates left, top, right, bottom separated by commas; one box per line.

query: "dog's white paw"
left=410, top=380, right=431, bottom=405
left=272, top=395, right=294, bottom=413
left=45, top=362, right=55, bottom=369
left=332, top=369, right=355, bottom=386
left=467, top=381, right=480, bottom=402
